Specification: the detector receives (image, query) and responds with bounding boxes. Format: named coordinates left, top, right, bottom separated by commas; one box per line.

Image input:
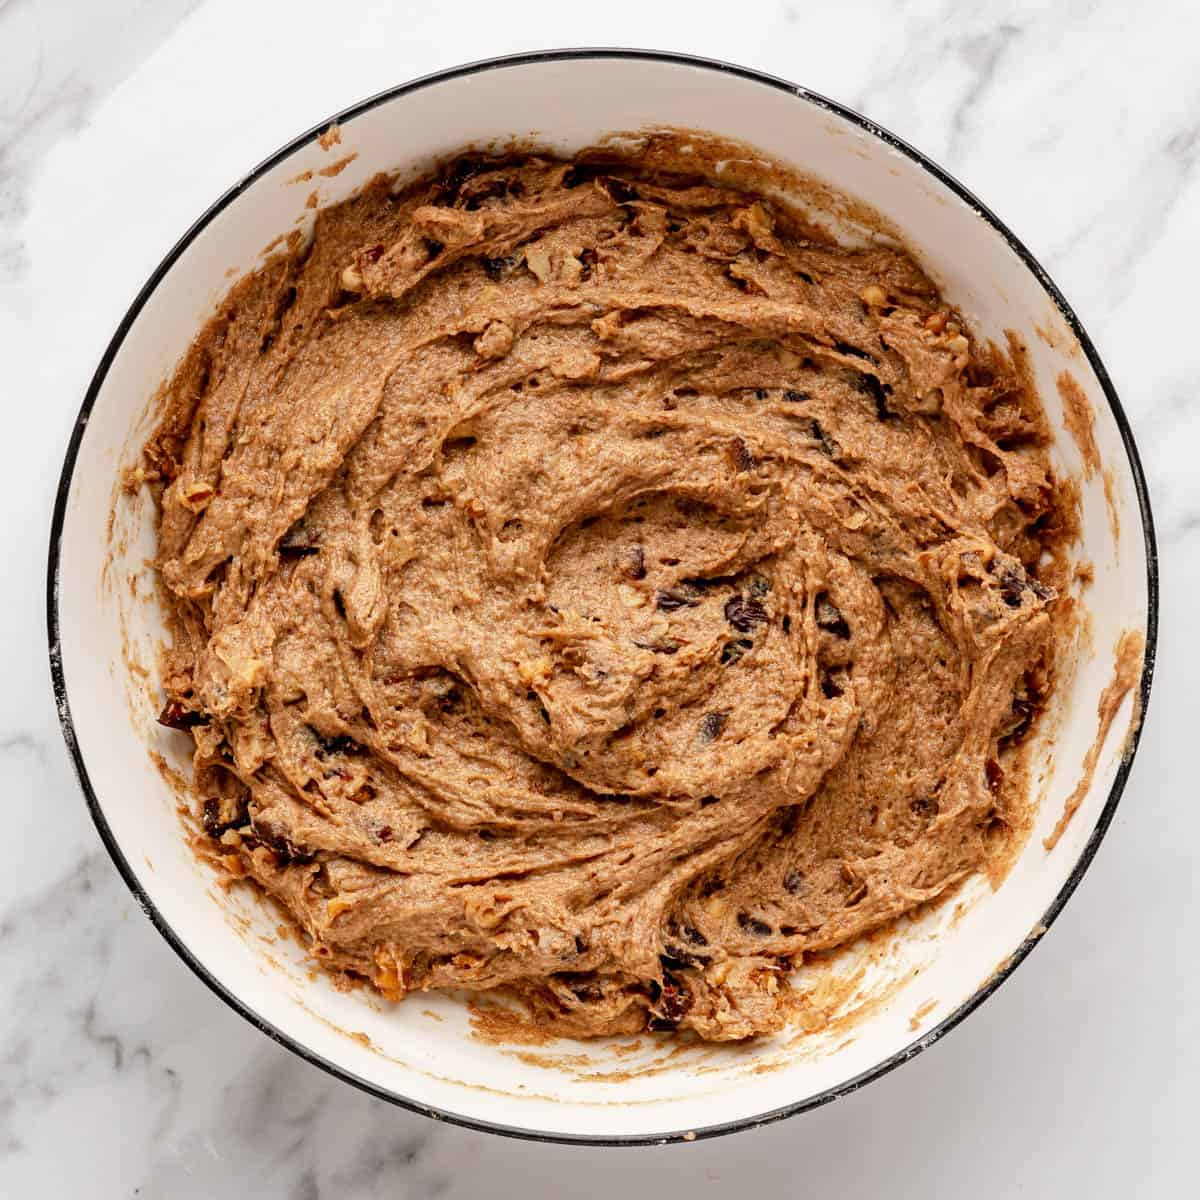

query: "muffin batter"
left=145, top=143, right=1069, bottom=1040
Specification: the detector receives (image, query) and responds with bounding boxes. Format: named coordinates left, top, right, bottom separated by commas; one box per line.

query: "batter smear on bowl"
left=143, top=140, right=1074, bottom=1041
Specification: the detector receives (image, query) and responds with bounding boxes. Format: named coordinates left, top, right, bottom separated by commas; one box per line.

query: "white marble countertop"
left=3, top=0, right=1196, bottom=1193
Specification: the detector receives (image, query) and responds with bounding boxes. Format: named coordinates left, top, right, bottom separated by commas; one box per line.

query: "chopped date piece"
left=376, top=825, right=394, bottom=843
left=783, top=389, right=810, bottom=403
left=985, top=758, right=1004, bottom=795
left=526, top=691, right=551, bottom=725
left=624, top=544, right=647, bottom=580
left=279, top=540, right=318, bottom=559
left=724, top=595, right=768, bottom=632
left=655, top=587, right=698, bottom=612
left=315, top=732, right=362, bottom=757
left=737, top=912, right=773, bottom=937
left=720, top=637, right=754, bottom=665
left=996, top=563, right=1053, bottom=607
left=251, top=816, right=314, bottom=865
left=655, top=972, right=692, bottom=1022
left=835, top=340, right=874, bottom=362
left=561, top=163, right=602, bottom=189
left=806, top=418, right=840, bottom=458
left=728, top=436, right=756, bottom=472
left=699, top=711, right=728, bottom=742
left=783, top=869, right=805, bottom=895
left=482, top=253, right=522, bottom=281
left=683, top=924, right=709, bottom=946
left=660, top=947, right=702, bottom=971
left=634, top=639, right=680, bottom=655
left=820, top=670, right=844, bottom=699
left=604, top=177, right=639, bottom=204
left=434, top=156, right=491, bottom=204
left=578, top=246, right=599, bottom=281
left=814, top=593, right=851, bottom=639
left=202, top=793, right=248, bottom=839
left=462, top=176, right=510, bottom=210
left=683, top=573, right=736, bottom=592
left=1001, top=696, right=1036, bottom=743
left=157, top=699, right=210, bottom=730
left=856, top=371, right=894, bottom=419
left=749, top=575, right=772, bottom=597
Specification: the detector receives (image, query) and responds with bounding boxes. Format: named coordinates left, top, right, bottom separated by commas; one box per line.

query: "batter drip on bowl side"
left=143, top=139, right=1074, bottom=1041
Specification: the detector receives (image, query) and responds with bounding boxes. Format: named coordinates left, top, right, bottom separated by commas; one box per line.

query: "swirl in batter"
left=146, top=142, right=1070, bottom=1040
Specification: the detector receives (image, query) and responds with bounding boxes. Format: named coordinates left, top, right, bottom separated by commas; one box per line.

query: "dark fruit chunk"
left=783, top=869, right=805, bottom=895
left=835, top=340, right=874, bottom=361
left=561, top=163, right=601, bottom=189
left=657, top=972, right=691, bottom=1021
left=724, top=595, right=768, bottom=632
left=737, top=912, right=773, bottom=937
left=1001, top=696, right=1035, bottom=744
left=315, top=733, right=361, bottom=757
left=625, top=544, right=647, bottom=580
left=661, top=948, right=701, bottom=971
left=820, top=670, right=844, bottom=699
left=655, top=588, right=698, bottom=612
left=634, top=639, right=679, bottom=655
left=251, top=816, right=314, bottom=865
left=434, top=156, right=491, bottom=204
left=815, top=593, right=851, bottom=639
left=157, top=700, right=210, bottom=730
left=605, top=177, right=639, bottom=204
left=482, top=253, right=521, bottom=281
left=699, top=711, right=728, bottom=742
left=202, top=793, right=248, bottom=839
left=461, top=176, right=510, bottom=210
left=807, top=418, right=840, bottom=458
left=856, top=371, right=893, bottom=419
left=996, top=563, right=1053, bottom=607
left=720, top=638, right=754, bottom=665
left=985, top=758, right=1004, bottom=795
left=783, top=389, right=809, bottom=403
left=728, top=436, right=756, bottom=472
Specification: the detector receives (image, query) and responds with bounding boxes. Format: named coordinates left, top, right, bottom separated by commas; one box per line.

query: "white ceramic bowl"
left=48, top=50, right=1157, bottom=1144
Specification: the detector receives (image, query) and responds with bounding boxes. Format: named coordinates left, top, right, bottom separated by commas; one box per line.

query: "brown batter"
left=144, top=141, right=1072, bottom=1041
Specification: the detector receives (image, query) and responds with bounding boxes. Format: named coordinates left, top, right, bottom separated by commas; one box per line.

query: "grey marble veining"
left=0, top=0, right=199, bottom=278
left=3, top=0, right=1197, bottom=1194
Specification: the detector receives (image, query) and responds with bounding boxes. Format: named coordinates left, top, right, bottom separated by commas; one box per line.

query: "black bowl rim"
left=46, top=46, right=1159, bottom=1148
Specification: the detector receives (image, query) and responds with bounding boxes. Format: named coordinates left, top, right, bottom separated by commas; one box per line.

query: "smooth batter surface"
left=145, top=142, right=1070, bottom=1040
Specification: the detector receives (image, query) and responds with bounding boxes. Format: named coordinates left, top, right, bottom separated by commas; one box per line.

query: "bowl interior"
left=52, top=53, right=1153, bottom=1142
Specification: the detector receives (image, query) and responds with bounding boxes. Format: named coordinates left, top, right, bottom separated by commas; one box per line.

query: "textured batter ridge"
left=144, top=143, right=1071, bottom=1040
